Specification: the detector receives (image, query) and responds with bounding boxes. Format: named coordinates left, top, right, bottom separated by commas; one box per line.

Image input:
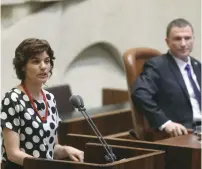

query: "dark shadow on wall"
left=2, top=0, right=88, bottom=29
left=1, top=1, right=58, bottom=29
left=62, top=0, right=88, bottom=7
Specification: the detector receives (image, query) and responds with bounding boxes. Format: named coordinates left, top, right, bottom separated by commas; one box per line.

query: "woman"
left=1, top=38, right=84, bottom=169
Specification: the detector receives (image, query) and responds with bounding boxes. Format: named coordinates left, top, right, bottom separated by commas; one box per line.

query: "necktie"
left=185, top=64, right=201, bottom=110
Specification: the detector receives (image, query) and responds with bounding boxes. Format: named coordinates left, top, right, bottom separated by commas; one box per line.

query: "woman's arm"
left=3, top=128, right=33, bottom=166
left=53, top=136, right=84, bottom=162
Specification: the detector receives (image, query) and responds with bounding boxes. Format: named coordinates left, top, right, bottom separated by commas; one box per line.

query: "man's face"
left=165, top=26, right=194, bottom=61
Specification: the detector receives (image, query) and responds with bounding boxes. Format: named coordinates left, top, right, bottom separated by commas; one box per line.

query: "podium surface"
left=155, top=133, right=201, bottom=148
left=23, top=143, right=164, bottom=169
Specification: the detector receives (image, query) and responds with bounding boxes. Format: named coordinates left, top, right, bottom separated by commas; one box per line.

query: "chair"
left=123, top=47, right=164, bottom=140
left=46, top=84, right=74, bottom=119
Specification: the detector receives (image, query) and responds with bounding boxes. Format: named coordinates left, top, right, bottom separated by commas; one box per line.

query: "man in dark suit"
left=132, top=18, right=201, bottom=137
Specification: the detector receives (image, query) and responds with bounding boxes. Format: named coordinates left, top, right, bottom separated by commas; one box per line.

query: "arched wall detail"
left=65, top=41, right=123, bottom=74
left=62, top=41, right=127, bottom=108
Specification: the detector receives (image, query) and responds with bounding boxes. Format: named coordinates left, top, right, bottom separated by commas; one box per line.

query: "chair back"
left=46, top=84, right=74, bottom=119
left=123, top=48, right=162, bottom=140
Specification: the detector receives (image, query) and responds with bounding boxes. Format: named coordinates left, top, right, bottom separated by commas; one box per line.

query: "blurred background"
left=1, top=0, right=201, bottom=108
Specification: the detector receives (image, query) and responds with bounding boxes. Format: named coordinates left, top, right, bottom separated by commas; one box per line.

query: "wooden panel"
left=105, top=131, right=133, bottom=139
left=24, top=158, right=104, bottom=169
left=58, top=109, right=133, bottom=145
left=1, top=163, right=4, bottom=169
left=102, top=88, right=129, bottom=105
left=84, top=143, right=164, bottom=169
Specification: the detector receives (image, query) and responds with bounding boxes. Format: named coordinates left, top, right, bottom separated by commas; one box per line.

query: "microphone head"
left=69, top=95, right=82, bottom=108
left=77, top=95, right=84, bottom=107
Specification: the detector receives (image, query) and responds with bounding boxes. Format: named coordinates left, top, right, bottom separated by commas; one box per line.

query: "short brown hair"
left=13, top=38, right=55, bottom=81
left=166, top=18, right=194, bottom=37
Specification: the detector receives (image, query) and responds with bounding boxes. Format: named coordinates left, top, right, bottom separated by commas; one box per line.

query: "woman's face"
left=24, top=51, right=51, bottom=85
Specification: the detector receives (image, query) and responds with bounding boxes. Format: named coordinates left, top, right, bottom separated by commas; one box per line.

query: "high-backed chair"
left=123, top=47, right=162, bottom=140
left=46, top=84, right=74, bottom=119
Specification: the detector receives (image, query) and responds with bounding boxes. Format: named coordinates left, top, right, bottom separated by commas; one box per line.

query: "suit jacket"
left=131, top=52, right=201, bottom=129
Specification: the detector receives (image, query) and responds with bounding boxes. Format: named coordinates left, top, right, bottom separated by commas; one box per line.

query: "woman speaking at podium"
left=1, top=38, right=84, bottom=169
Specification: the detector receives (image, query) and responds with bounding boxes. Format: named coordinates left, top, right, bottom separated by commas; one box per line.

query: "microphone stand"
left=78, top=107, right=117, bottom=162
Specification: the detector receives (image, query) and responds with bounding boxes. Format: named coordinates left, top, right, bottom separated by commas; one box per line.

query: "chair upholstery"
left=123, top=47, right=162, bottom=140
left=46, top=84, right=74, bottom=119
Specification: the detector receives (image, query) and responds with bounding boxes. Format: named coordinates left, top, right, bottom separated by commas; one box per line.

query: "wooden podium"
left=23, top=143, right=164, bottom=169
left=63, top=134, right=201, bottom=169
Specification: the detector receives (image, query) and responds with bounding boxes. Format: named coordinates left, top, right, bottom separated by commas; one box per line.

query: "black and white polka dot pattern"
left=1, top=88, right=61, bottom=163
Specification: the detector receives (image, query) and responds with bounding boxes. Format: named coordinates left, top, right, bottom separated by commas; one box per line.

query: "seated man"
left=132, top=18, right=201, bottom=137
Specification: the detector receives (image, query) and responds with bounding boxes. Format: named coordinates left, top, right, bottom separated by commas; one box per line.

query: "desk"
left=155, top=134, right=201, bottom=169
left=155, top=134, right=201, bottom=149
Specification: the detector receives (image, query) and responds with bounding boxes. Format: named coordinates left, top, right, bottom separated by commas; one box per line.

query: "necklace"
left=21, top=83, right=48, bottom=122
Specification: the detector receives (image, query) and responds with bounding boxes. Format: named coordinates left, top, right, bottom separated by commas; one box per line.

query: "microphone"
left=77, top=95, right=84, bottom=108
left=69, top=95, right=117, bottom=162
left=69, top=95, right=81, bottom=108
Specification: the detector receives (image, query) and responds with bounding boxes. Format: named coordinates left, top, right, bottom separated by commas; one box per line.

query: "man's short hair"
left=166, top=18, right=194, bottom=37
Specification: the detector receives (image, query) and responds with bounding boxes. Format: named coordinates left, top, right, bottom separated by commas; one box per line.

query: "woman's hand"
left=62, top=146, right=84, bottom=162
left=54, top=144, right=84, bottom=162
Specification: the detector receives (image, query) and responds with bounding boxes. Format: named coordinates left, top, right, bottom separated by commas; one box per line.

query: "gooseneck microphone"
left=69, top=95, right=117, bottom=162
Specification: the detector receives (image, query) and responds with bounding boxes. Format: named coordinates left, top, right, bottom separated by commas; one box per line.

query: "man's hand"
left=164, top=121, right=188, bottom=137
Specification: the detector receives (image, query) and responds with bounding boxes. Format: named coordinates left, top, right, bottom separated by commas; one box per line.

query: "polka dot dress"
left=1, top=88, right=61, bottom=166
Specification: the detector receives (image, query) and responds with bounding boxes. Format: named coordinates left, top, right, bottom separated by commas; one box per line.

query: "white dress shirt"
left=160, top=55, right=201, bottom=130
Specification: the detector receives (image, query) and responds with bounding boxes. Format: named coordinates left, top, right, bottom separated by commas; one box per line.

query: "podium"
left=23, top=143, right=164, bottom=169
left=64, top=134, right=201, bottom=169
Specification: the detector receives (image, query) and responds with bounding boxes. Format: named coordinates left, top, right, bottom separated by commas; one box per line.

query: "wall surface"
left=1, top=0, right=201, bottom=108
